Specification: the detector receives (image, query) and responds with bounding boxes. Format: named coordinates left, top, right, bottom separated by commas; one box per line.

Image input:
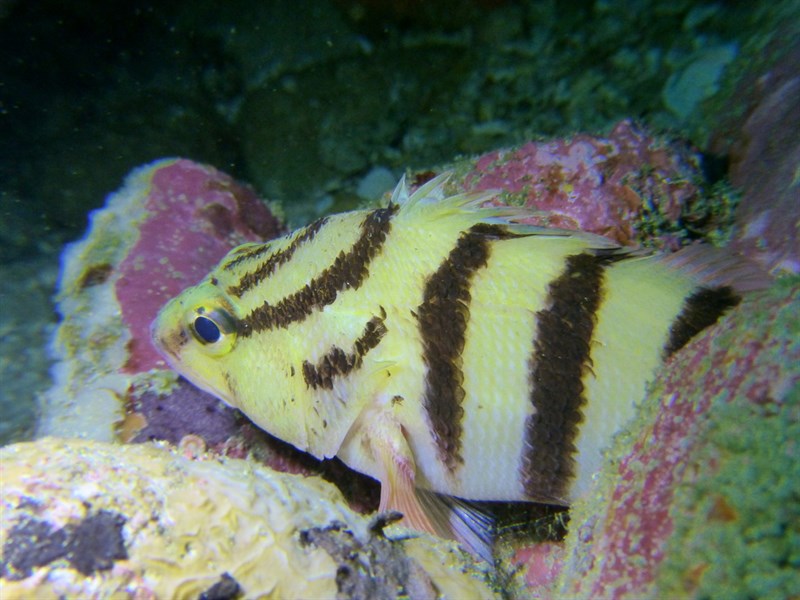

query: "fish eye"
left=193, top=315, right=221, bottom=344
left=188, top=306, right=237, bottom=348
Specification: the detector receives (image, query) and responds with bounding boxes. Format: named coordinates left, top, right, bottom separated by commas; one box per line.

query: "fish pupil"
left=193, top=315, right=221, bottom=344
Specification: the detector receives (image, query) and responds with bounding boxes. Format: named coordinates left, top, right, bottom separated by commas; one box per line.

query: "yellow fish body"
left=152, top=173, right=744, bottom=547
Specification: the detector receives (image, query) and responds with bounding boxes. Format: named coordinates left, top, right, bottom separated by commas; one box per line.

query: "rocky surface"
left=710, top=37, right=800, bottom=275
left=37, top=159, right=281, bottom=443
left=0, top=437, right=495, bottom=598
left=455, top=119, right=708, bottom=248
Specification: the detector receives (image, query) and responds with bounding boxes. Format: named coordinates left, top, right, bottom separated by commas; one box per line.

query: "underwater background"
left=0, top=1, right=798, bottom=596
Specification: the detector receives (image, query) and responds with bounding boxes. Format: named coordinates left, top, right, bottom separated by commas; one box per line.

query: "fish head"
left=151, top=280, right=241, bottom=407
left=151, top=268, right=321, bottom=454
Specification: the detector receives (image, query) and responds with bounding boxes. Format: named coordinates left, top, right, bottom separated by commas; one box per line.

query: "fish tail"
left=658, top=242, right=772, bottom=294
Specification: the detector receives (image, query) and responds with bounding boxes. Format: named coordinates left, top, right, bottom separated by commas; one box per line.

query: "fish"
left=151, top=172, right=761, bottom=556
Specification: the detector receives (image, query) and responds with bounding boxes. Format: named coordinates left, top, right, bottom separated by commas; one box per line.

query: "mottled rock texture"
left=0, top=438, right=495, bottom=598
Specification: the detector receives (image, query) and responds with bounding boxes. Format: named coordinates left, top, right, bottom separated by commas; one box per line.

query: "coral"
left=456, top=120, right=704, bottom=248
left=0, top=437, right=496, bottom=598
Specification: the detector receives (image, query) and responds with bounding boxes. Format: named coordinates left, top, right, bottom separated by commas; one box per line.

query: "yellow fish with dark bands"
left=152, top=173, right=756, bottom=555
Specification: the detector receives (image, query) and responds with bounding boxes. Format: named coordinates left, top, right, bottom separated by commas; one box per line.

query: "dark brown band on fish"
left=302, top=310, right=387, bottom=390
left=240, top=207, right=396, bottom=335
left=225, top=217, right=329, bottom=295
left=663, top=286, right=740, bottom=358
left=521, top=252, right=610, bottom=501
left=417, top=224, right=517, bottom=472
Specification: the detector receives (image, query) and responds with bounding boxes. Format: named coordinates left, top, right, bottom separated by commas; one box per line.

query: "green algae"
left=657, top=385, right=800, bottom=599
left=656, top=278, right=800, bottom=599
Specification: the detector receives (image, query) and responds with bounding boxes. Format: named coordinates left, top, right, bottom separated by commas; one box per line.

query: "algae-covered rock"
left=454, top=119, right=706, bottom=248
left=0, top=437, right=496, bottom=598
left=37, top=158, right=281, bottom=442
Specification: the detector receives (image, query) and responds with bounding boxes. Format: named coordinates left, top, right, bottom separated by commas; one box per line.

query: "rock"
left=455, top=120, right=706, bottom=248
left=37, top=158, right=282, bottom=442
left=0, top=437, right=496, bottom=598
left=709, top=37, right=800, bottom=275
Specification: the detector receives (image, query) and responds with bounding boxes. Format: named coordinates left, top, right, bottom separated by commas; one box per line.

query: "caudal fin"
left=659, top=242, right=771, bottom=294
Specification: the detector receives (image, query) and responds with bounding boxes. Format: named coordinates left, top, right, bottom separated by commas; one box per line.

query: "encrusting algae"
left=0, top=437, right=496, bottom=598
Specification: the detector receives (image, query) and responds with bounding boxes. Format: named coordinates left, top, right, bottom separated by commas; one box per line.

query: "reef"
left=31, top=126, right=799, bottom=597
left=454, top=119, right=706, bottom=248
left=0, top=437, right=495, bottom=598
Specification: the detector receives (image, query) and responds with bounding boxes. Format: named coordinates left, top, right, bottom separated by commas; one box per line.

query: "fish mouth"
left=150, top=317, right=186, bottom=364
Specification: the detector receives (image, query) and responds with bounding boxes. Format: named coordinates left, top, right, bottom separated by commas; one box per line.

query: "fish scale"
left=152, top=172, right=748, bottom=555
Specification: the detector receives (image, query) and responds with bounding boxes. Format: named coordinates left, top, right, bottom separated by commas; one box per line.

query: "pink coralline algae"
left=38, top=158, right=280, bottom=443
left=458, top=119, right=703, bottom=247
left=116, top=159, right=282, bottom=374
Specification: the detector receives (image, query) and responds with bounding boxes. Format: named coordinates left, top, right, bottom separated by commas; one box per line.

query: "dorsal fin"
left=391, top=172, right=554, bottom=235
left=392, top=172, right=499, bottom=214
left=389, top=172, right=630, bottom=255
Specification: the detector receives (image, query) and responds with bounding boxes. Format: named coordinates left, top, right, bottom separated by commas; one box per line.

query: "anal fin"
left=383, top=473, right=496, bottom=562
left=417, top=489, right=496, bottom=563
